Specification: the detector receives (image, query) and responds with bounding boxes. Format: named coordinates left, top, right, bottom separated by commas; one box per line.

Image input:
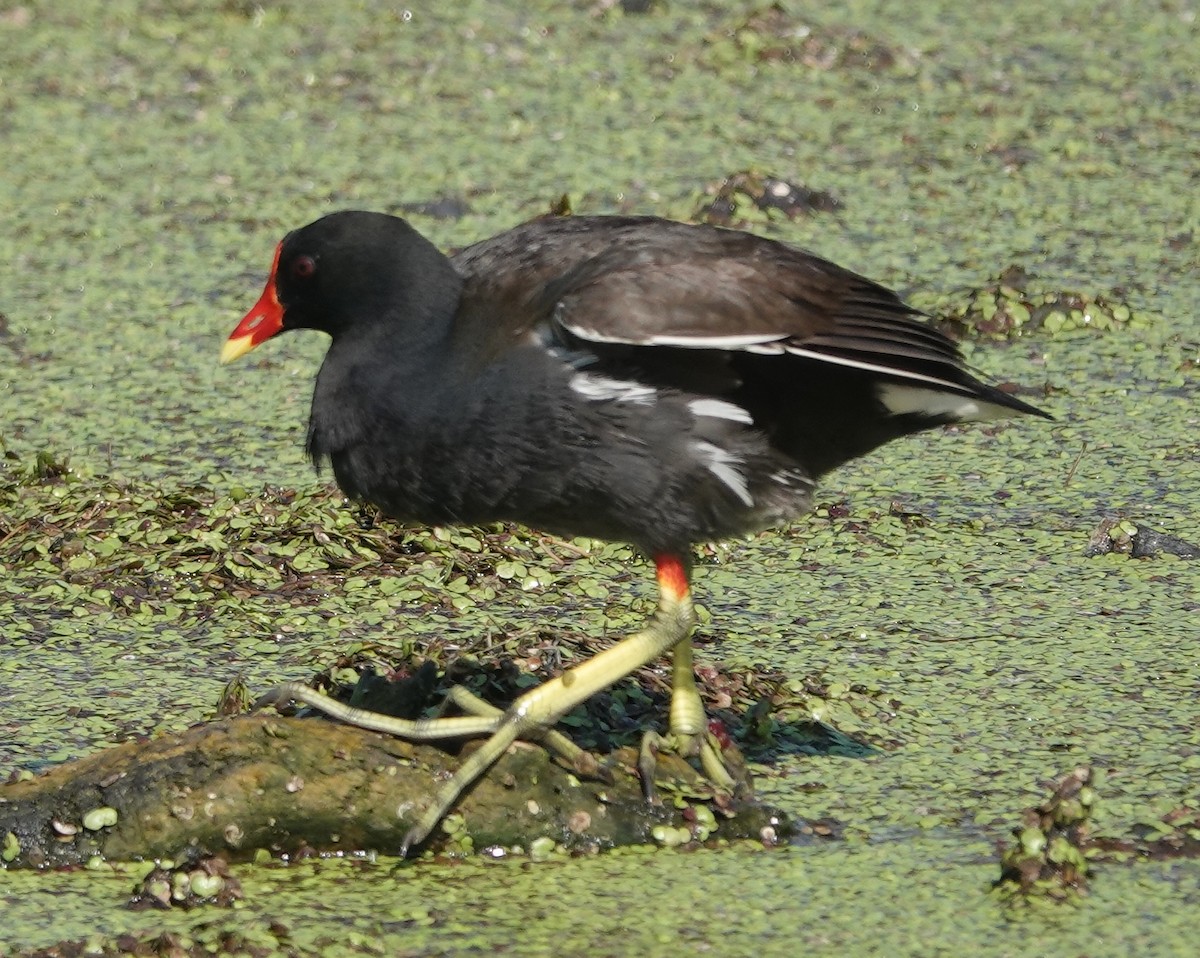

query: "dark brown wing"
left=452, top=215, right=968, bottom=387
left=450, top=215, right=1044, bottom=416
left=535, top=221, right=978, bottom=392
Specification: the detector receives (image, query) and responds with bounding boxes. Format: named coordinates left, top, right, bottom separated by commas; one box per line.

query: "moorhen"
left=222, top=210, right=1049, bottom=852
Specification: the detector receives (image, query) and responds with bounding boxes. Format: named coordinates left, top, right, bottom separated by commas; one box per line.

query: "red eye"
left=292, top=255, right=317, bottom=280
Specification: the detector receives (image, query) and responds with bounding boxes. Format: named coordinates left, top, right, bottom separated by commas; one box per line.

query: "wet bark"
left=0, top=714, right=790, bottom=868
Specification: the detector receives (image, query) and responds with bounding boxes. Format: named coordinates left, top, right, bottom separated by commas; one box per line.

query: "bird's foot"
left=637, top=721, right=751, bottom=807
left=439, top=684, right=609, bottom=782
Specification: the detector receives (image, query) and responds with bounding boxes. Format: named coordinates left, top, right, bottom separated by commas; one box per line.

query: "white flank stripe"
left=649, top=332, right=783, bottom=348
left=877, top=383, right=989, bottom=421
left=569, top=372, right=657, bottom=405
left=771, top=468, right=814, bottom=490
left=784, top=345, right=968, bottom=392
left=689, top=398, right=754, bottom=424
left=562, top=317, right=783, bottom=350
left=693, top=441, right=754, bottom=507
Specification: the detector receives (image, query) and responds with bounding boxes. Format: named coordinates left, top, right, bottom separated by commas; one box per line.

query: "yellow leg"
left=638, top=638, right=716, bottom=802
left=255, top=681, right=599, bottom=775
left=667, top=639, right=739, bottom=792
left=669, top=637, right=706, bottom=747
left=255, top=682, right=500, bottom=739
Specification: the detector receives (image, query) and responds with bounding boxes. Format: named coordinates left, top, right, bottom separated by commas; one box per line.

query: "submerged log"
left=0, top=714, right=790, bottom=868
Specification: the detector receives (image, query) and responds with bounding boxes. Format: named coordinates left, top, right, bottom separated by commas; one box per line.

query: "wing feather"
left=453, top=216, right=982, bottom=395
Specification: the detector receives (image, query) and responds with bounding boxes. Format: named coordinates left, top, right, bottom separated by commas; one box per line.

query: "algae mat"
left=1, top=1, right=1198, bottom=955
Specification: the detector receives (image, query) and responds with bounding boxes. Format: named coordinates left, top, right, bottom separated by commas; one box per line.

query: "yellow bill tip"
left=219, top=334, right=256, bottom=365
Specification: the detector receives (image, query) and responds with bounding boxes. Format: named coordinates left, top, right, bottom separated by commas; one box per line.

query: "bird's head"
left=221, top=210, right=457, bottom=363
